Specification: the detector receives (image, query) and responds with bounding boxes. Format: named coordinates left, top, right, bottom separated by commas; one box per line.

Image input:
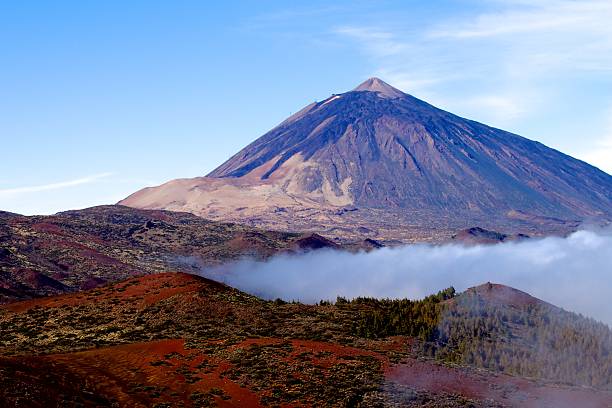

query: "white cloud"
left=0, top=172, right=171, bottom=215
left=333, top=1, right=612, bottom=158
left=459, top=95, right=527, bottom=123
left=203, top=228, right=612, bottom=326
left=0, top=173, right=113, bottom=197
left=369, top=68, right=450, bottom=98
left=429, top=0, right=612, bottom=74
left=582, top=145, right=612, bottom=175
left=0, top=173, right=136, bottom=216
left=336, top=1, right=612, bottom=89
left=334, top=26, right=407, bottom=58
left=431, top=2, right=604, bottom=39
left=578, top=108, right=612, bottom=174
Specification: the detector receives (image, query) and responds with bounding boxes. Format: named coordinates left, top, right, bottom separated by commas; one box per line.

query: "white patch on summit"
left=322, top=95, right=342, bottom=106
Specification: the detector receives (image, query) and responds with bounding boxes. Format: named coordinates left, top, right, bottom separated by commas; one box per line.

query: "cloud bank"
left=203, top=228, right=612, bottom=326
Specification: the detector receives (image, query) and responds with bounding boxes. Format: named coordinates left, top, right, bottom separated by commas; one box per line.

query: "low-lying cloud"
left=202, top=228, right=612, bottom=326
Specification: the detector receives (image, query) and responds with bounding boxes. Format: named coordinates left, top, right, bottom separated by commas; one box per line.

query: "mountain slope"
left=120, top=78, right=612, bottom=242
left=0, top=206, right=339, bottom=303
left=435, top=282, right=612, bottom=388
left=1, top=274, right=610, bottom=406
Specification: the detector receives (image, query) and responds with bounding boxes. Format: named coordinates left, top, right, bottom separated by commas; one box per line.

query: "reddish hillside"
left=0, top=206, right=340, bottom=303
left=1, top=273, right=610, bottom=407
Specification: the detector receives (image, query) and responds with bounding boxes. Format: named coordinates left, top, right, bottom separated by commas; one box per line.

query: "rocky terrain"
left=452, top=227, right=530, bottom=245
left=120, top=78, right=612, bottom=243
left=0, top=272, right=610, bottom=407
left=0, top=205, right=341, bottom=303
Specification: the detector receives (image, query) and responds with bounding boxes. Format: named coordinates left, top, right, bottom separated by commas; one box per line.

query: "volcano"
left=120, top=78, right=612, bottom=242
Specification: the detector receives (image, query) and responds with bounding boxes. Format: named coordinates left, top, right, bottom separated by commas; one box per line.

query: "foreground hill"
left=120, top=78, right=612, bottom=242
left=0, top=205, right=338, bottom=303
left=1, top=273, right=610, bottom=407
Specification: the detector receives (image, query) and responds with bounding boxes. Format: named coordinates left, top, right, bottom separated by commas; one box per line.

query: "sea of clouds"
left=202, top=228, right=612, bottom=326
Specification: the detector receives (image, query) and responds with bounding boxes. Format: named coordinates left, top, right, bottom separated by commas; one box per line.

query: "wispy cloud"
left=332, top=0, right=612, bottom=157
left=429, top=0, right=612, bottom=73
left=431, top=2, right=599, bottom=39
left=334, top=26, right=407, bottom=58
left=0, top=173, right=113, bottom=197
left=244, top=5, right=350, bottom=34
left=580, top=108, right=612, bottom=174
left=459, top=95, right=528, bottom=122
left=434, top=0, right=612, bottom=37
left=334, top=0, right=612, bottom=84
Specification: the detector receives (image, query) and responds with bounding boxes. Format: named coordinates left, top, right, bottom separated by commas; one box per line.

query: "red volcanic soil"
left=231, top=337, right=383, bottom=369
left=0, top=339, right=262, bottom=408
left=3, top=272, right=206, bottom=313
left=59, top=339, right=264, bottom=408
left=10, top=268, right=67, bottom=292
left=30, top=221, right=65, bottom=235
left=386, top=358, right=612, bottom=408
left=2, top=273, right=610, bottom=407
left=0, top=337, right=388, bottom=408
left=35, top=238, right=135, bottom=269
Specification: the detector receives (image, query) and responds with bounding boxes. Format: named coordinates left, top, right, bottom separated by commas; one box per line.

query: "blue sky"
left=2, top=0, right=611, bottom=215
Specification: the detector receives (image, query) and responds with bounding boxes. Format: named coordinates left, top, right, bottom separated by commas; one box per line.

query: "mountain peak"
left=352, top=77, right=405, bottom=98
left=121, top=76, right=612, bottom=243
